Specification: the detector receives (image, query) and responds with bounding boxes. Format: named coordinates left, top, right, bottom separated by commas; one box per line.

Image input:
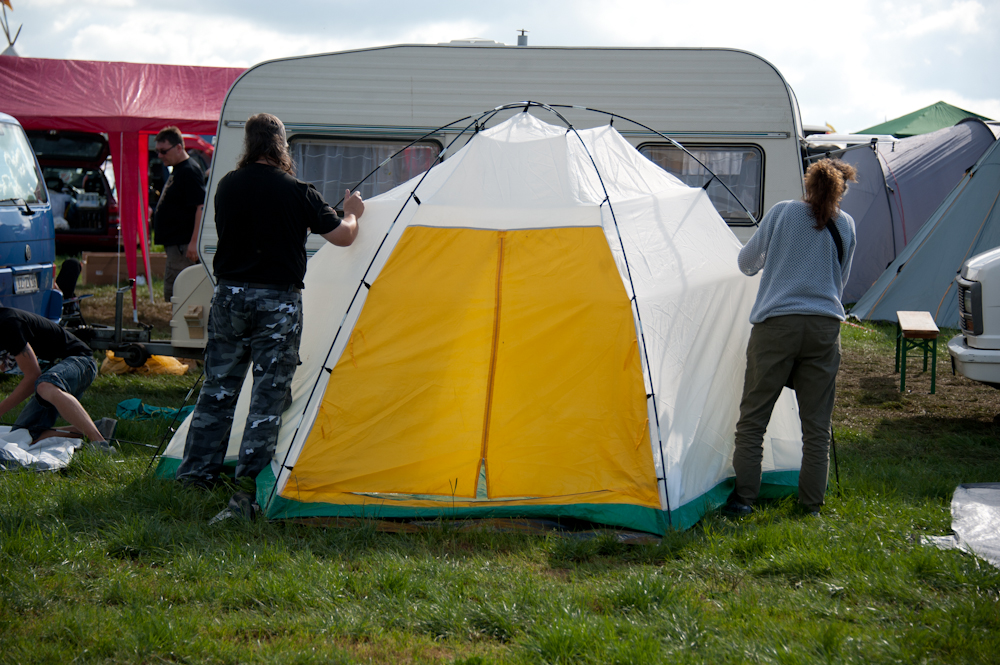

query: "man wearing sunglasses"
left=153, top=126, right=207, bottom=302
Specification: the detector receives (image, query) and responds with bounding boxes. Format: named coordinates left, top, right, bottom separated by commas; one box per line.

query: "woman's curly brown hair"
left=803, top=158, right=858, bottom=229
left=237, top=113, right=295, bottom=175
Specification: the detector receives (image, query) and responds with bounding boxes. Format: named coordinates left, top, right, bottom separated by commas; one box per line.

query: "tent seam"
left=934, top=186, right=1000, bottom=320
left=480, top=232, right=506, bottom=499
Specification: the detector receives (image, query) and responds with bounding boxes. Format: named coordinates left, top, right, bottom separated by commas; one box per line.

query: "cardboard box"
left=82, top=252, right=167, bottom=286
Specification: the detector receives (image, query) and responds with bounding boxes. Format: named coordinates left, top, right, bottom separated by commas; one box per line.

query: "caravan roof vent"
left=443, top=38, right=504, bottom=46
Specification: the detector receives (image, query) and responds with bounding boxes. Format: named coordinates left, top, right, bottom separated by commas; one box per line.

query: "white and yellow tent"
left=157, top=113, right=803, bottom=532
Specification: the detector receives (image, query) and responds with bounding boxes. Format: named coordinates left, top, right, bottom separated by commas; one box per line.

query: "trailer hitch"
left=64, top=280, right=203, bottom=366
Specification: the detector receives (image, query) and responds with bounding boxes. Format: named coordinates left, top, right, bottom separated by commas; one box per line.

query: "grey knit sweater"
left=738, top=200, right=856, bottom=324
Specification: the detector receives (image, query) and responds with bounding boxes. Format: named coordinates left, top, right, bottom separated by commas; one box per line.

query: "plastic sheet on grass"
left=0, top=426, right=83, bottom=471
left=923, top=483, right=1000, bottom=569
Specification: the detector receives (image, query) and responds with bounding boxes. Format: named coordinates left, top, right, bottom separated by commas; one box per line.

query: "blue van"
left=0, top=112, right=61, bottom=321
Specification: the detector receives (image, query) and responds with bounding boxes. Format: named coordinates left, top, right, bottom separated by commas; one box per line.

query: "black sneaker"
left=228, top=491, right=260, bottom=521
left=798, top=504, right=822, bottom=517
left=721, top=500, right=754, bottom=517
left=93, top=417, right=117, bottom=442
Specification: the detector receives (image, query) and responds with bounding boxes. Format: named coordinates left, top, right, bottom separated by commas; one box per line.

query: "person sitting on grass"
left=0, top=306, right=115, bottom=447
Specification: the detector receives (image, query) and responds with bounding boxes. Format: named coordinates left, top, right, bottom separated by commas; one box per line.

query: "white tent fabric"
left=162, top=113, right=803, bottom=522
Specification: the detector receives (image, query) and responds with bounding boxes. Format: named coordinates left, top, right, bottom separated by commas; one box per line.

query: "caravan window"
left=290, top=139, right=441, bottom=206
left=639, top=145, right=762, bottom=225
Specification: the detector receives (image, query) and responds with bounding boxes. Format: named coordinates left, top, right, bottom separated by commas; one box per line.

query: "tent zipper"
left=479, top=232, right=506, bottom=497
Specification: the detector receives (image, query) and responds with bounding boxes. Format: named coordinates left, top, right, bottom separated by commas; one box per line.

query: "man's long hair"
left=237, top=113, right=295, bottom=174
left=804, top=158, right=857, bottom=229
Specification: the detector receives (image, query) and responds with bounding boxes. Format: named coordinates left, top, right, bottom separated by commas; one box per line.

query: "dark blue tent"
left=837, top=119, right=997, bottom=303
left=850, top=136, right=1000, bottom=325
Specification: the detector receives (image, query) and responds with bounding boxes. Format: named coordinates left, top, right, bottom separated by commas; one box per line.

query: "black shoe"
left=798, top=504, right=822, bottom=517
left=228, top=491, right=260, bottom=521
left=93, top=417, right=117, bottom=442
left=721, top=500, right=754, bottom=517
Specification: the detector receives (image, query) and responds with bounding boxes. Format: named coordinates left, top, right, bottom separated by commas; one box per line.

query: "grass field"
left=0, top=311, right=998, bottom=664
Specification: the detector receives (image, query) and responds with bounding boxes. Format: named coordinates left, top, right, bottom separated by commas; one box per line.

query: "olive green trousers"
left=731, top=315, right=841, bottom=510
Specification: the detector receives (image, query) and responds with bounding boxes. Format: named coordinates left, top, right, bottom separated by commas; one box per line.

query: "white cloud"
left=380, top=21, right=490, bottom=47
left=40, top=7, right=487, bottom=67
left=899, top=0, right=985, bottom=38
left=5, top=0, right=998, bottom=132
left=26, top=0, right=134, bottom=6
left=63, top=11, right=340, bottom=66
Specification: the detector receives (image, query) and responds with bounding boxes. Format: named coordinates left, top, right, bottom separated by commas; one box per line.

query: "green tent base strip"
left=155, top=457, right=799, bottom=534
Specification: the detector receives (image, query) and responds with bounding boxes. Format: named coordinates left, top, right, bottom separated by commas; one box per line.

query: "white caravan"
left=171, top=43, right=807, bottom=348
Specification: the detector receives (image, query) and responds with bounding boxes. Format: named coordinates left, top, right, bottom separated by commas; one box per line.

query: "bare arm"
left=185, top=205, right=203, bottom=262
left=321, top=189, right=364, bottom=247
left=0, top=345, right=42, bottom=418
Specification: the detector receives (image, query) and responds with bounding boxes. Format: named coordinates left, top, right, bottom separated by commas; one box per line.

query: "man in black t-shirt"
left=0, top=307, right=111, bottom=445
left=176, top=113, right=363, bottom=499
left=153, top=126, right=207, bottom=301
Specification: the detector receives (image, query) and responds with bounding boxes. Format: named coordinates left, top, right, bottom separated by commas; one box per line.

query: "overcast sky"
left=4, top=0, right=998, bottom=132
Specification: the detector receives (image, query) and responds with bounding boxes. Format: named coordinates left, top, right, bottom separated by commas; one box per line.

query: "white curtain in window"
left=641, top=146, right=761, bottom=222
left=291, top=142, right=439, bottom=204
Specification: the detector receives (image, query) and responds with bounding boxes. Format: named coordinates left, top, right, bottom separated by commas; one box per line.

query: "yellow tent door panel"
left=487, top=229, right=656, bottom=505
left=290, top=227, right=497, bottom=498
left=285, top=225, right=658, bottom=508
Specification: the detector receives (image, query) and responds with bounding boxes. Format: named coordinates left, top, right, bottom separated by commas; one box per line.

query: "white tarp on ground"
left=0, top=426, right=82, bottom=471
left=924, top=483, right=1000, bottom=569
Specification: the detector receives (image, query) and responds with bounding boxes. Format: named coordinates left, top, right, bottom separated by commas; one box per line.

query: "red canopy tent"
left=0, top=56, right=244, bottom=308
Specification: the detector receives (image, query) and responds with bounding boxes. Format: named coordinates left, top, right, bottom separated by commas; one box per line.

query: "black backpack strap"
left=827, top=218, right=844, bottom=266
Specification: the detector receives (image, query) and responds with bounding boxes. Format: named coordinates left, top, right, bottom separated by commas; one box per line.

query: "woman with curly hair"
left=724, top=158, right=858, bottom=518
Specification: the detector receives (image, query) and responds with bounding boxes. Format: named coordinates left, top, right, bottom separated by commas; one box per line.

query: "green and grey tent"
left=850, top=137, right=1000, bottom=326
left=857, top=101, right=992, bottom=138
left=836, top=119, right=997, bottom=303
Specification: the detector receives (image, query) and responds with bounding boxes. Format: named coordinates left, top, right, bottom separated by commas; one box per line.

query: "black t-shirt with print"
left=0, top=308, right=91, bottom=363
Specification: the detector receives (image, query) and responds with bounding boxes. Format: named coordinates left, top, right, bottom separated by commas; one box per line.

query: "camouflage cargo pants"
left=175, top=283, right=302, bottom=484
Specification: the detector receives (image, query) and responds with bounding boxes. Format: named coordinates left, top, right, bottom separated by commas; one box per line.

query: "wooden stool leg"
left=931, top=337, right=937, bottom=394
left=900, top=339, right=907, bottom=393
left=895, top=322, right=901, bottom=373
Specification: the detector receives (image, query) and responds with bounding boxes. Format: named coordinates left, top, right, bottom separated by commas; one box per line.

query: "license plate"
left=14, top=273, right=38, bottom=295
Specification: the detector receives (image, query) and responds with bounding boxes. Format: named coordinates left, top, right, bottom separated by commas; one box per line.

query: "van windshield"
left=0, top=122, right=47, bottom=204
